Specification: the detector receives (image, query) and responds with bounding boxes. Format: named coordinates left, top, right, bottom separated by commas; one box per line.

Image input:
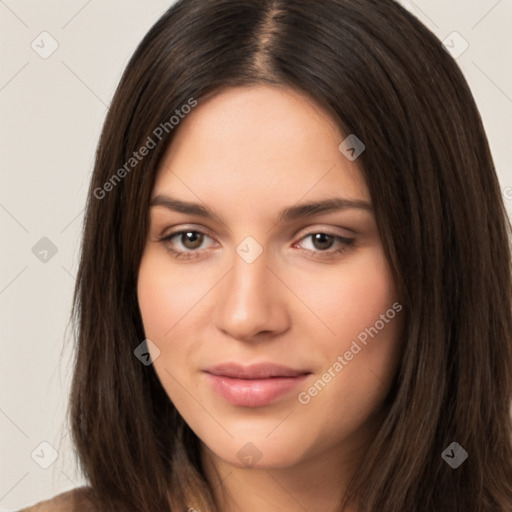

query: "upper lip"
left=204, top=362, right=311, bottom=379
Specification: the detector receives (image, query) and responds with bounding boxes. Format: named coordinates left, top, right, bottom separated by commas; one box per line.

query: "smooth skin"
left=137, top=84, right=404, bottom=512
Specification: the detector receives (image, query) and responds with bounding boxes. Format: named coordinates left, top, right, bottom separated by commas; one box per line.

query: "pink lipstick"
left=204, top=362, right=311, bottom=407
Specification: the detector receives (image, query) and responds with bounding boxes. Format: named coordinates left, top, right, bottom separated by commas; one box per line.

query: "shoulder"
left=18, top=487, right=97, bottom=512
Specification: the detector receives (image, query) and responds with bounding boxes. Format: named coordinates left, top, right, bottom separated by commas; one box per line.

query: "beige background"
left=1, top=0, right=511, bottom=509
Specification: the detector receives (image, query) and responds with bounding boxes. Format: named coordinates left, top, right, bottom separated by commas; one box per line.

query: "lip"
left=204, top=362, right=311, bottom=407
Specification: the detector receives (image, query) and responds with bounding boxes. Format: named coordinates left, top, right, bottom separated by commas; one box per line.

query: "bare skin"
left=137, top=84, right=403, bottom=512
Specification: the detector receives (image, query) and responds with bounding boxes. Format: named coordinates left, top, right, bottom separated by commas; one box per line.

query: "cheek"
left=292, top=246, right=398, bottom=343
left=293, top=246, right=403, bottom=404
left=137, top=252, right=202, bottom=409
left=137, top=259, right=173, bottom=339
left=137, top=251, right=210, bottom=339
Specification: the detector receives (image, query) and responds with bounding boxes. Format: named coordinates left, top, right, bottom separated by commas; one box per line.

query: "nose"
left=213, top=246, right=289, bottom=342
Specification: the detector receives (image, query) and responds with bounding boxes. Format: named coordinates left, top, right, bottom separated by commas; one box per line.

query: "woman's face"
left=137, top=84, right=403, bottom=470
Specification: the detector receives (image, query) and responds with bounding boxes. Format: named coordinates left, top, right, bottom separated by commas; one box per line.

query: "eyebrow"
left=149, top=195, right=372, bottom=223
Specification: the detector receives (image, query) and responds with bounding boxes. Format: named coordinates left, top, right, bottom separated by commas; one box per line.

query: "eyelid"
left=159, top=223, right=217, bottom=239
left=293, top=231, right=355, bottom=251
left=293, top=223, right=357, bottom=239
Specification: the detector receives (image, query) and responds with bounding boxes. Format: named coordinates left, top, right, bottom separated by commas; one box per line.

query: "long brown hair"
left=69, top=0, right=512, bottom=510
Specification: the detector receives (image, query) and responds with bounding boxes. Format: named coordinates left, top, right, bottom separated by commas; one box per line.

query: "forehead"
left=153, top=85, right=369, bottom=212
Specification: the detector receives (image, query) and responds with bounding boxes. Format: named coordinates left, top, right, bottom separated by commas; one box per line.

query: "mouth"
left=203, top=362, right=312, bottom=408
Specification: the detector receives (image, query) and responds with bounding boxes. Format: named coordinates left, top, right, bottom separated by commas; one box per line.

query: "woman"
left=21, top=0, right=512, bottom=510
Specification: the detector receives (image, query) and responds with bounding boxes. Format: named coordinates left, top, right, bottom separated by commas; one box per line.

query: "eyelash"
left=157, top=229, right=355, bottom=261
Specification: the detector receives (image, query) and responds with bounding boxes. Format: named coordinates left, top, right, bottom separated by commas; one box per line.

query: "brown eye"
left=311, top=233, right=335, bottom=251
left=180, top=231, right=204, bottom=249
left=159, top=229, right=218, bottom=260
left=294, top=231, right=355, bottom=259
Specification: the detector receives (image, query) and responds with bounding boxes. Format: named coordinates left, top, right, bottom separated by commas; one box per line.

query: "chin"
left=200, top=430, right=311, bottom=470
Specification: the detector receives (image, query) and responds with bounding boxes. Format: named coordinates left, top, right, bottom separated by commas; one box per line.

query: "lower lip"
left=205, top=373, right=310, bottom=408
